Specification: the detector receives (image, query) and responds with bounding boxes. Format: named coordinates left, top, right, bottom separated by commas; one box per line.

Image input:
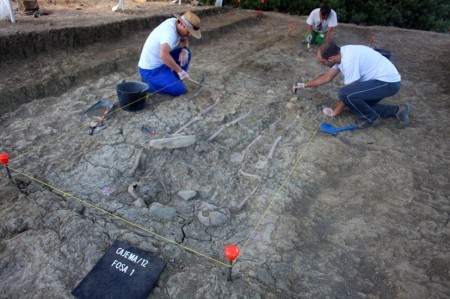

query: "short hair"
left=319, top=41, right=340, bottom=59
left=320, top=5, right=331, bottom=16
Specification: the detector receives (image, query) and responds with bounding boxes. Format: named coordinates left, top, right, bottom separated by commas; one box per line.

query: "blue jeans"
left=139, top=48, right=191, bottom=96
left=338, top=80, right=401, bottom=123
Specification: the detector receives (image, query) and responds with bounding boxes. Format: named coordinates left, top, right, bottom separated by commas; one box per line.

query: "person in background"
left=293, top=41, right=410, bottom=129
left=138, top=11, right=201, bottom=96
left=304, top=3, right=338, bottom=45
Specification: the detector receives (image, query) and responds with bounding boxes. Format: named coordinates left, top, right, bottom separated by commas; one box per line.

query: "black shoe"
left=354, top=117, right=382, bottom=129
left=396, top=104, right=410, bottom=129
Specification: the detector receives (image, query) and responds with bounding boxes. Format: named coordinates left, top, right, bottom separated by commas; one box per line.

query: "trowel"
left=89, top=120, right=99, bottom=135
left=320, top=122, right=357, bottom=136
left=290, top=89, right=299, bottom=102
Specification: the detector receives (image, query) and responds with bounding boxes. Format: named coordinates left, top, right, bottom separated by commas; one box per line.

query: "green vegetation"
left=205, top=0, right=449, bottom=33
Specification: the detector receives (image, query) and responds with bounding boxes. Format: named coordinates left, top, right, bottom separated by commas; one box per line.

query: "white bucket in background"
left=215, top=0, right=223, bottom=7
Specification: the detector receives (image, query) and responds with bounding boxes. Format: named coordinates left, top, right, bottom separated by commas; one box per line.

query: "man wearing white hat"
left=138, top=11, right=201, bottom=96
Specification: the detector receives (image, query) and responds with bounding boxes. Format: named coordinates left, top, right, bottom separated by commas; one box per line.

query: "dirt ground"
left=0, top=1, right=449, bottom=298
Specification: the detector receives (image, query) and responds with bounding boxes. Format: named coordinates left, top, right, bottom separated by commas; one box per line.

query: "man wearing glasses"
left=293, top=41, right=409, bottom=129
left=304, top=4, right=338, bottom=45
left=138, top=11, right=201, bottom=96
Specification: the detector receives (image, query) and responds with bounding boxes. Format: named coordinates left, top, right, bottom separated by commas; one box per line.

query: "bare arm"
left=331, top=101, right=346, bottom=116
left=307, top=24, right=313, bottom=35
left=304, top=67, right=340, bottom=88
left=326, top=27, right=334, bottom=42
left=160, top=43, right=183, bottom=73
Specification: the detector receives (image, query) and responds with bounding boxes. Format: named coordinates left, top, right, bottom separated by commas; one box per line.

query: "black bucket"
left=115, top=81, right=149, bottom=112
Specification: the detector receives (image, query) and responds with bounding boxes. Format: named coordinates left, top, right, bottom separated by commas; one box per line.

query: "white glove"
left=177, top=70, right=190, bottom=81
left=293, top=83, right=305, bottom=92
left=179, top=48, right=189, bottom=67
left=323, top=107, right=334, bottom=117
left=306, top=34, right=312, bottom=43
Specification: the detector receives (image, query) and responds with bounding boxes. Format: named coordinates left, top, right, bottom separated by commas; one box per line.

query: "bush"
left=217, top=0, right=449, bottom=33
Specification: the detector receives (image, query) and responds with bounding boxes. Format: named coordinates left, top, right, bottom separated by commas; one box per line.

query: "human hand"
left=306, top=34, right=312, bottom=43
left=179, top=48, right=189, bottom=67
left=293, top=83, right=305, bottom=92
left=323, top=107, right=334, bottom=117
left=178, top=70, right=190, bottom=81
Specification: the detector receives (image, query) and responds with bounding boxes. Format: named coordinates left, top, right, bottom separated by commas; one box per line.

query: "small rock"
left=149, top=202, right=176, bottom=221
left=177, top=190, right=196, bottom=200
left=133, top=198, right=146, bottom=208
left=197, top=208, right=230, bottom=227
left=230, top=152, right=244, bottom=163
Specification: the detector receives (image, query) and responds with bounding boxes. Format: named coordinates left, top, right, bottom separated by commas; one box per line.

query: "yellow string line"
left=7, top=165, right=231, bottom=268
left=232, top=118, right=322, bottom=266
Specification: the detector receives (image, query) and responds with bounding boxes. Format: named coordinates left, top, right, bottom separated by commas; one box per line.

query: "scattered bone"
left=128, top=182, right=139, bottom=200
left=207, top=126, right=225, bottom=142
left=246, top=134, right=261, bottom=151
left=127, top=148, right=143, bottom=177
left=269, top=117, right=282, bottom=129
left=150, top=135, right=196, bottom=149
left=267, top=136, right=282, bottom=160
left=173, top=116, right=203, bottom=135
left=231, top=180, right=261, bottom=212
left=172, top=97, right=220, bottom=135
left=208, top=111, right=251, bottom=142
left=230, top=117, right=279, bottom=163
left=239, top=170, right=261, bottom=180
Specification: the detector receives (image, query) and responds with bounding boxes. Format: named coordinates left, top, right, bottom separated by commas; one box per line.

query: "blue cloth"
left=139, top=48, right=191, bottom=96
left=338, top=80, right=401, bottom=123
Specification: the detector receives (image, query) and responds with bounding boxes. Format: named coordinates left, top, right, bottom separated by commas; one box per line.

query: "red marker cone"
left=225, top=245, right=240, bottom=261
left=0, top=153, right=12, bottom=179
left=369, top=36, right=375, bottom=47
left=225, top=245, right=240, bottom=281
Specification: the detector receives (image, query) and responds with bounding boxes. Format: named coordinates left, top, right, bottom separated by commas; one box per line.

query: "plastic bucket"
left=374, top=48, right=391, bottom=60
left=115, top=81, right=149, bottom=112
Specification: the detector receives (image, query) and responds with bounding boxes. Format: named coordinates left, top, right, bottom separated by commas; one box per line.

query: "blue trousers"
left=338, top=80, right=401, bottom=123
left=139, top=48, right=191, bottom=96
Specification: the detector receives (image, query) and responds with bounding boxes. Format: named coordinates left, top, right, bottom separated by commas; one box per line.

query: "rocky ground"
left=0, top=1, right=449, bottom=298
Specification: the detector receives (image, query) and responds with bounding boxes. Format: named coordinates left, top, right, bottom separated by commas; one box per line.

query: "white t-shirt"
left=306, top=8, right=338, bottom=33
left=333, top=45, right=401, bottom=84
left=138, top=18, right=180, bottom=70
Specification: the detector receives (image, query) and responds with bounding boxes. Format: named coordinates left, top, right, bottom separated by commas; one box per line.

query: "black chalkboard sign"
left=72, top=239, right=166, bottom=299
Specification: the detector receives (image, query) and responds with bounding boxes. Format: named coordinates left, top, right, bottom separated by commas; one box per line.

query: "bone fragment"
left=208, top=111, right=251, bottom=142
left=207, top=125, right=225, bottom=142
left=173, top=116, right=203, bottom=135
left=268, top=136, right=282, bottom=160
left=201, top=97, right=221, bottom=114
left=225, top=110, right=251, bottom=127
left=127, top=148, right=143, bottom=177
left=128, top=182, right=139, bottom=200
left=239, top=170, right=261, bottom=180
left=231, top=179, right=261, bottom=212
left=150, top=135, right=196, bottom=149
left=172, top=98, right=220, bottom=135
left=246, top=135, right=261, bottom=151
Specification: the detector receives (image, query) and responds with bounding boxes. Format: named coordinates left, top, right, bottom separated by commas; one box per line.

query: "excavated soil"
left=0, top=1, right=449, bottom=298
